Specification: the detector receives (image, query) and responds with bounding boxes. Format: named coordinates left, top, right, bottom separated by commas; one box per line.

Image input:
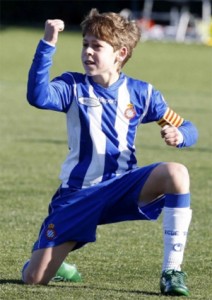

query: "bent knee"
left=163, top=162, right=190, bottom=192
left=23, top=271, right=49, bottom=285
left=139, top=162, right=190, bottom=203
left=166, top=162, right=189, bottom=180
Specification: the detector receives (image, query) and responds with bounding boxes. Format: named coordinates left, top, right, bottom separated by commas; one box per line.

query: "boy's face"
left=81, top=34, right=120, bottom=79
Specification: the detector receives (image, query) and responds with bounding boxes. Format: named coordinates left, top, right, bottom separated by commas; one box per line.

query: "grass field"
left=0, top=27, right=212, bottom=300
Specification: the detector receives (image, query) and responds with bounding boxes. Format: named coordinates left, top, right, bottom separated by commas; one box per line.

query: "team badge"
left=124, top=104, right=136, bottom=119
left=46, top=223, right=57, bottom=240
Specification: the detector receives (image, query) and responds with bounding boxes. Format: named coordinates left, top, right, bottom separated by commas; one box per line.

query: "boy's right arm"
left=27, top=20, right=70, bottom=112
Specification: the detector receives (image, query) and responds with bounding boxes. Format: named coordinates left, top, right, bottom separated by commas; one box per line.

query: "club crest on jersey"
left=78, top=97, right=101, bottom=107
left=124, top=104, right=136, bottom=119
left=45, top=223, right=57, bottom=240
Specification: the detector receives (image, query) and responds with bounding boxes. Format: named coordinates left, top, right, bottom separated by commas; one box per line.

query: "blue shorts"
left=33, top=163, right=165, bottom=251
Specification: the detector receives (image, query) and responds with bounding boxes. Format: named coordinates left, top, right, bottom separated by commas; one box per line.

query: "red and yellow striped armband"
left=157, top=108, right=184, bottom=128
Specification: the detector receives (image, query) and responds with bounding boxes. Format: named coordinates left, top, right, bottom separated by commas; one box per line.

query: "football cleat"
left=52, top=262, right=82, bottom=282
left=160, top=269, right=189, bottom=296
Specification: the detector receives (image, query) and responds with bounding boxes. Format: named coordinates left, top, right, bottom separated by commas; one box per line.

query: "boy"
left=22, top=9, right=198, bottom=296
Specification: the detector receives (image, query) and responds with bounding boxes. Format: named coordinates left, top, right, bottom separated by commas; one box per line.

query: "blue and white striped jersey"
left=27, top=40, right=198, bottom=189
left=56, top=72, right=167, bottom=188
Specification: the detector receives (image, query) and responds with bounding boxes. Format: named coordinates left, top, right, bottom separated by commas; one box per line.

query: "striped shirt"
left=27, top=40, right=198, bottom=189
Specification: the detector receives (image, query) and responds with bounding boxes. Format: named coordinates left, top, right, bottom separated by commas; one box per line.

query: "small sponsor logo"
left=46, top=223, right=57, bottom=240
left=173, top=243, right=184, bottom=252
left=124, top=104, right=136, bottom=119
left=165, top=230, right=188, bottom=236
left=165, top=230, right=180, bottom=236
left=78, top=97, right=101, bottom=107
left=78, top=97, right=117, bottom=107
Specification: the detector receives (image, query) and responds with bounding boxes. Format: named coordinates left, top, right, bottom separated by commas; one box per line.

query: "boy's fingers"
left=58, top=21, right=65, bottom=31
left=161, top=125, right=170, bottom=137
left=45, top=19, right=65, bottom=32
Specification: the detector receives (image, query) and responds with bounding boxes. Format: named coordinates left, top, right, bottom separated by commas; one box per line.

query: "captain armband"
left=157, top=108, right=184, bottom=128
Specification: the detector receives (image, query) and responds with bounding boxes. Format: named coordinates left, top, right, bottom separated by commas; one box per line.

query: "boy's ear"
left=117, top=47, right=128, bottom=61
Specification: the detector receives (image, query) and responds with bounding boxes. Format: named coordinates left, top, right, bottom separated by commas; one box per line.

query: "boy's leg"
left=138, top=162, right=191, bottom=296
left=23, top=241, right=76, bottom=285
left=160, top=194, right=191, bottom=296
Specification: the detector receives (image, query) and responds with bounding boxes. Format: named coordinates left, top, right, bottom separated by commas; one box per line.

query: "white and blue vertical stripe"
left=59, top=73, right=166, bottom=189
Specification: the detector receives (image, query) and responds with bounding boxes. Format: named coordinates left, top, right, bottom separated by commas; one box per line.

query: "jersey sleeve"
left=27, top=40, right=73, bottom=112
left=141, top=86, right=198, bottom=147
left=141, top=87, right=168, bottom=123
left=176, top=120, right=198, bottom=148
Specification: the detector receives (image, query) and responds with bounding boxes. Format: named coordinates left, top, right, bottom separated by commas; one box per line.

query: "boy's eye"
left=93, top=44, right=101, bottom=48
left=82, top=43, right=102, bottom=50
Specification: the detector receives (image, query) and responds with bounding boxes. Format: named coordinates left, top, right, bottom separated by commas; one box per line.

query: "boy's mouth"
left=84, top=60, right=95, bottom=65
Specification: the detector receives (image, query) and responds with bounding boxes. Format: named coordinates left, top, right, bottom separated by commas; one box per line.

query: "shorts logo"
left=46, top=223, right=57, bottom=240
left=124, top=104, right=136, bottom=119
left=173, top=243, right=184, bottom=252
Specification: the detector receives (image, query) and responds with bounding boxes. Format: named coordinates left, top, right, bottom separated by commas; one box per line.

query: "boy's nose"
left=85, top=46, right=93, bottom=55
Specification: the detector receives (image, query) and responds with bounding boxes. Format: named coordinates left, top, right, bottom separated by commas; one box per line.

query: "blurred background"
left=1, top=0, right=212, bottom=45
left=0, top=2, right=212, bottom=300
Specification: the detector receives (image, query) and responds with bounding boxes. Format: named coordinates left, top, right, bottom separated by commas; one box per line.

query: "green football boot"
left=52, top=262, right=82, bottom=282
left=160, top=269, right=189, bottom=296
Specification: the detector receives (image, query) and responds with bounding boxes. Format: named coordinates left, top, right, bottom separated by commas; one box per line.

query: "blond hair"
left=81, top=8, right=141, bottom=67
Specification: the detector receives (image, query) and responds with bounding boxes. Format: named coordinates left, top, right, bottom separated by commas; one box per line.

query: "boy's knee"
left=23, top=271, right=48, bottom=285
left=22, top=261, right=49, bottom=285
left=23, top=272, right=36, bottom=285
left=166, top=162, right=190, bottom=192
left=170, top=163, right=189, bottom=180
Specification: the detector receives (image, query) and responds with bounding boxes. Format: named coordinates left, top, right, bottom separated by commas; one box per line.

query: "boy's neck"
left=91, top=72, right=121, bottom=88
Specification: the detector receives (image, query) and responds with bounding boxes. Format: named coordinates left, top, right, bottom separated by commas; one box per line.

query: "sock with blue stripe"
left=162, top=193, right=192, bottom=271
left=21, top=259, right=30, bottom=283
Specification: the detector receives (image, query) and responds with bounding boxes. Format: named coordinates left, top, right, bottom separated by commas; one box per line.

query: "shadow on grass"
left=0, top=279, right=23, bottom=285
left=20, top=138, right=66, bottom=145
left=0, top=280, right=160, bottom=296
left=141, top=144, right=212, bottom=154
left=66, top=284, right=161, bottom=296
left=20, top=138, right=212, bottom=154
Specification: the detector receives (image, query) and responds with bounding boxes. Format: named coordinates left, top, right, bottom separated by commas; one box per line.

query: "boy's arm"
left=158, top=108, right=198, bottom=148
left=142, top=88, right=198, bottom=148
left=27, top=19, right=70, bottom=112
left=43, top=19, right=65, bottom=46
left=160, top=121, right=198, bottom=148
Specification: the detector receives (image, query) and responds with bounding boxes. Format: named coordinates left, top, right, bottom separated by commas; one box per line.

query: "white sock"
left=162, top=207, right=192, bottom=271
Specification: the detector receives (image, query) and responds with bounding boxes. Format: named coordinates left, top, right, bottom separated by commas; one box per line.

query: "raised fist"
left=43, top=19, right=65, bottom=46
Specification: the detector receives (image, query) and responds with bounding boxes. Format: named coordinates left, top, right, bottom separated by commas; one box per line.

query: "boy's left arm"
left=158, top=108, right=198, bottom=148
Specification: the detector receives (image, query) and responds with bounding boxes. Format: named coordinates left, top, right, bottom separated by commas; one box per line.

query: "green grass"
left=0, top=27, right=212, bottom=300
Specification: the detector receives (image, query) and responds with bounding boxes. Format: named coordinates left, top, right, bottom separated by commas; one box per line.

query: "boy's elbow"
left=26, top=87, right=45, bottom=108
left=27, top=91, right=37, bottom=107
left=177, top=121, right=198, bottom=148
left=194, top=126, right=198, bottom=142
left=190, top=123, right=199, bottom=145
left=27, top=91, right=33, bottom=105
